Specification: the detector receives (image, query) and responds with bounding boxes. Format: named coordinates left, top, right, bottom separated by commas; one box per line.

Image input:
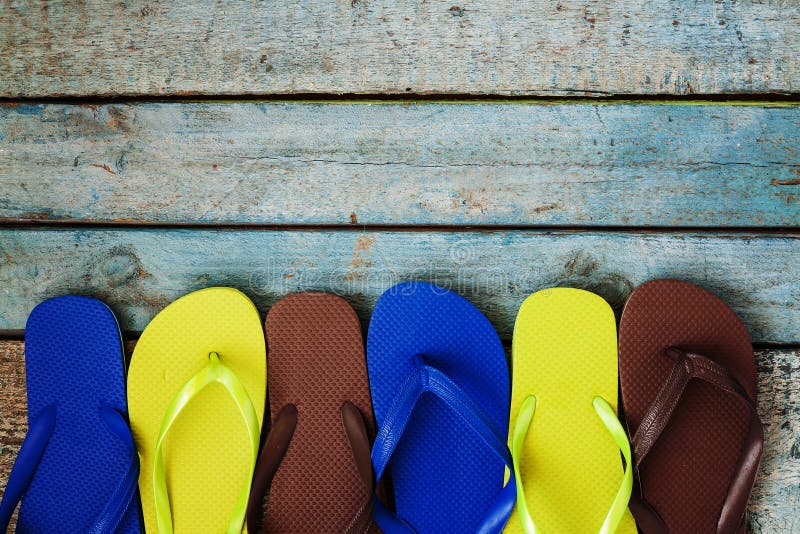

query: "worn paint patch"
left=89, top=163, right=116, bottom=175
left=345, top=234, right=376, bottom=281
left=7, top=104, right=41, bottom=115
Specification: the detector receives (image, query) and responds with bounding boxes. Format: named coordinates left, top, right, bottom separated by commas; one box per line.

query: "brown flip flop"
left=618, top=280, right=763, bottom=534
left=246, top=293, right=379, bottom=533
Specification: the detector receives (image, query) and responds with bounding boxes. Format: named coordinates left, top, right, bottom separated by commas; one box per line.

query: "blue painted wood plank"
left=0, top=2, right=798, bottom=96
left=0, top=229, right=797, bottom=343
left=1, top=102, right=798, bottom=227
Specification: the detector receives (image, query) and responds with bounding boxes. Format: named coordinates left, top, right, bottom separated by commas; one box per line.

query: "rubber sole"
left=619, top=280, right=758, bottom=533
left=128, top=287, right=266, bottom=533
left=258, top=293, right=377, bottom=533
left=507, top=288, right=636, bottom=533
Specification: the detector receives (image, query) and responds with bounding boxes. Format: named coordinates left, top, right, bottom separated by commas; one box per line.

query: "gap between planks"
left=1, top=95, right=800, bottom=105
left=3, top=222, right=800, bottom=234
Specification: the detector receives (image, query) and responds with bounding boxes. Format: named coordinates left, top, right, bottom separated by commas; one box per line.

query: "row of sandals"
left=0, top=279, right=762, bottom=533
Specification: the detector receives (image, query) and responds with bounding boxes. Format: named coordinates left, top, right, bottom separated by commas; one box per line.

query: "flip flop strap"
left=0, top=405, right=139, bottom=534
left=371, top=361, right=516, bottom=534
left=89, top=407, right=141, bottom=534
left=153, top=352, right=260, bottom=534
left=0, top=405, right=56, bottom=532
left=341, top=401, right=378, bottom=534
left=630, top=348, right=763, bottom=534
left=246, top=402, right=376, bottom=534
left=592, top=397, right=634, bottom=534
left=246, top=404, right=297, bottom=531
left=510, top=395, right=633, bottom=534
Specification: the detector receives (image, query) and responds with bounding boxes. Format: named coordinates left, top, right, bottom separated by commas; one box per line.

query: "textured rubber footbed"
left=506, top=288, right=637, bottom=533
left=619, top=280, right=757, bottom=533
left=367, top=281, right=510, bottom=533
left=260, top=293, right=378, bottom=533
left=127, top=287, right=266, bottom=533
left=19, top=296, right=140, bottom=533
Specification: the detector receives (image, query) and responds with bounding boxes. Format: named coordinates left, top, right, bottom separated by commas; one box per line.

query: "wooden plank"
left=1, top=341, right=797, bottom=531
left=749, top=349, right=800, bottom=533
left=0, top=342, right=25, bottom=480
left=0, top=342, right=24, bottom=531
left=0, top=2, right=798, bottom=97
left=0, top=229, right=797, bottom=343
left=1, top=102, right=798, bottom=227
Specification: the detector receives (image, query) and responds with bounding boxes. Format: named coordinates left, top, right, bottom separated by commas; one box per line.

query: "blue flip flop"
left=0, top=296, right=141, bottom=533
left=367, top=282, right=515, bottom=533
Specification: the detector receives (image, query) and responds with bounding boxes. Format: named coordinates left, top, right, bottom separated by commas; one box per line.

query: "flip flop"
left=0, top=296, right=141, bottom=533
left=246, top=293, right=379, bottom=533
left=367, top=281, right=516, bottom=533
left=128, top=287, right=267, bottom=533
left=618, top=280, right=763, bottom=533
left=507, top=288, right=636, bottom=534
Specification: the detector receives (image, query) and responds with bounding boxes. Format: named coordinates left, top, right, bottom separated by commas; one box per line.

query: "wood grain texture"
left=1, top=102, right=799, bottom=227
left=0, top=342, right=24, bottom=531
left=0, top=229, right=797, bottom=342
left=749, top=349, right=800, bottom=533
left=0, top=1, right=798, bottom=97
left=0, top=341, right=796, bottom=531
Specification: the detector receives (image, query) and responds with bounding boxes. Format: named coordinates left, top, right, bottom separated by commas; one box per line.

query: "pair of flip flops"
left=130, top=288, right=378, bottom=533
left=253, top=283, right=515, bottom=533
left=507, top=281, right=763, bottom=533
left=128, top=288, right=376, bottom=533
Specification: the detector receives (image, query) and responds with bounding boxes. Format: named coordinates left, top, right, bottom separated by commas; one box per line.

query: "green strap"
left=510, top=395, right=633, bottom=534
left=511, top=395, right=539, bottom=534
left=591, top=396, right=633, bottom=534
left=153, top=352, right=260, bottom=534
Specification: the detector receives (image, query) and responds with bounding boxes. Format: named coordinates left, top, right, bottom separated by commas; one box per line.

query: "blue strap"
left=0, top=405, right=139, bottom=534
left=371, top=361, right=517, bottom=534
left=89, top=407, right=141, bottom=534
left=0, top=405, right=56, bottom=532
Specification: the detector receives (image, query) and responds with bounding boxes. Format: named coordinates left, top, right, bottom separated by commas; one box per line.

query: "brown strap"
left=246, top=404, right=298, bottom=531
left=246, top=402, right=377, bottom=534
left=630, top=348, right=763, bottom=534
left=718, top=410, right=762, bottom=534
left=628, top=491, right=668, bottom=534
left=341, top=401, right=376, bottom=534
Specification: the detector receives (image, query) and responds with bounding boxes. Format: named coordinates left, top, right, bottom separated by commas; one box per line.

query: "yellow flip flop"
left=506, top=288, right=636, bottom=534
left=128, top=287, right=266, bottom=533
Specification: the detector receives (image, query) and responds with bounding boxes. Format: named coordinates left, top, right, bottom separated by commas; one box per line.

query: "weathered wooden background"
left=0, top=1, right=798, bottom=532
